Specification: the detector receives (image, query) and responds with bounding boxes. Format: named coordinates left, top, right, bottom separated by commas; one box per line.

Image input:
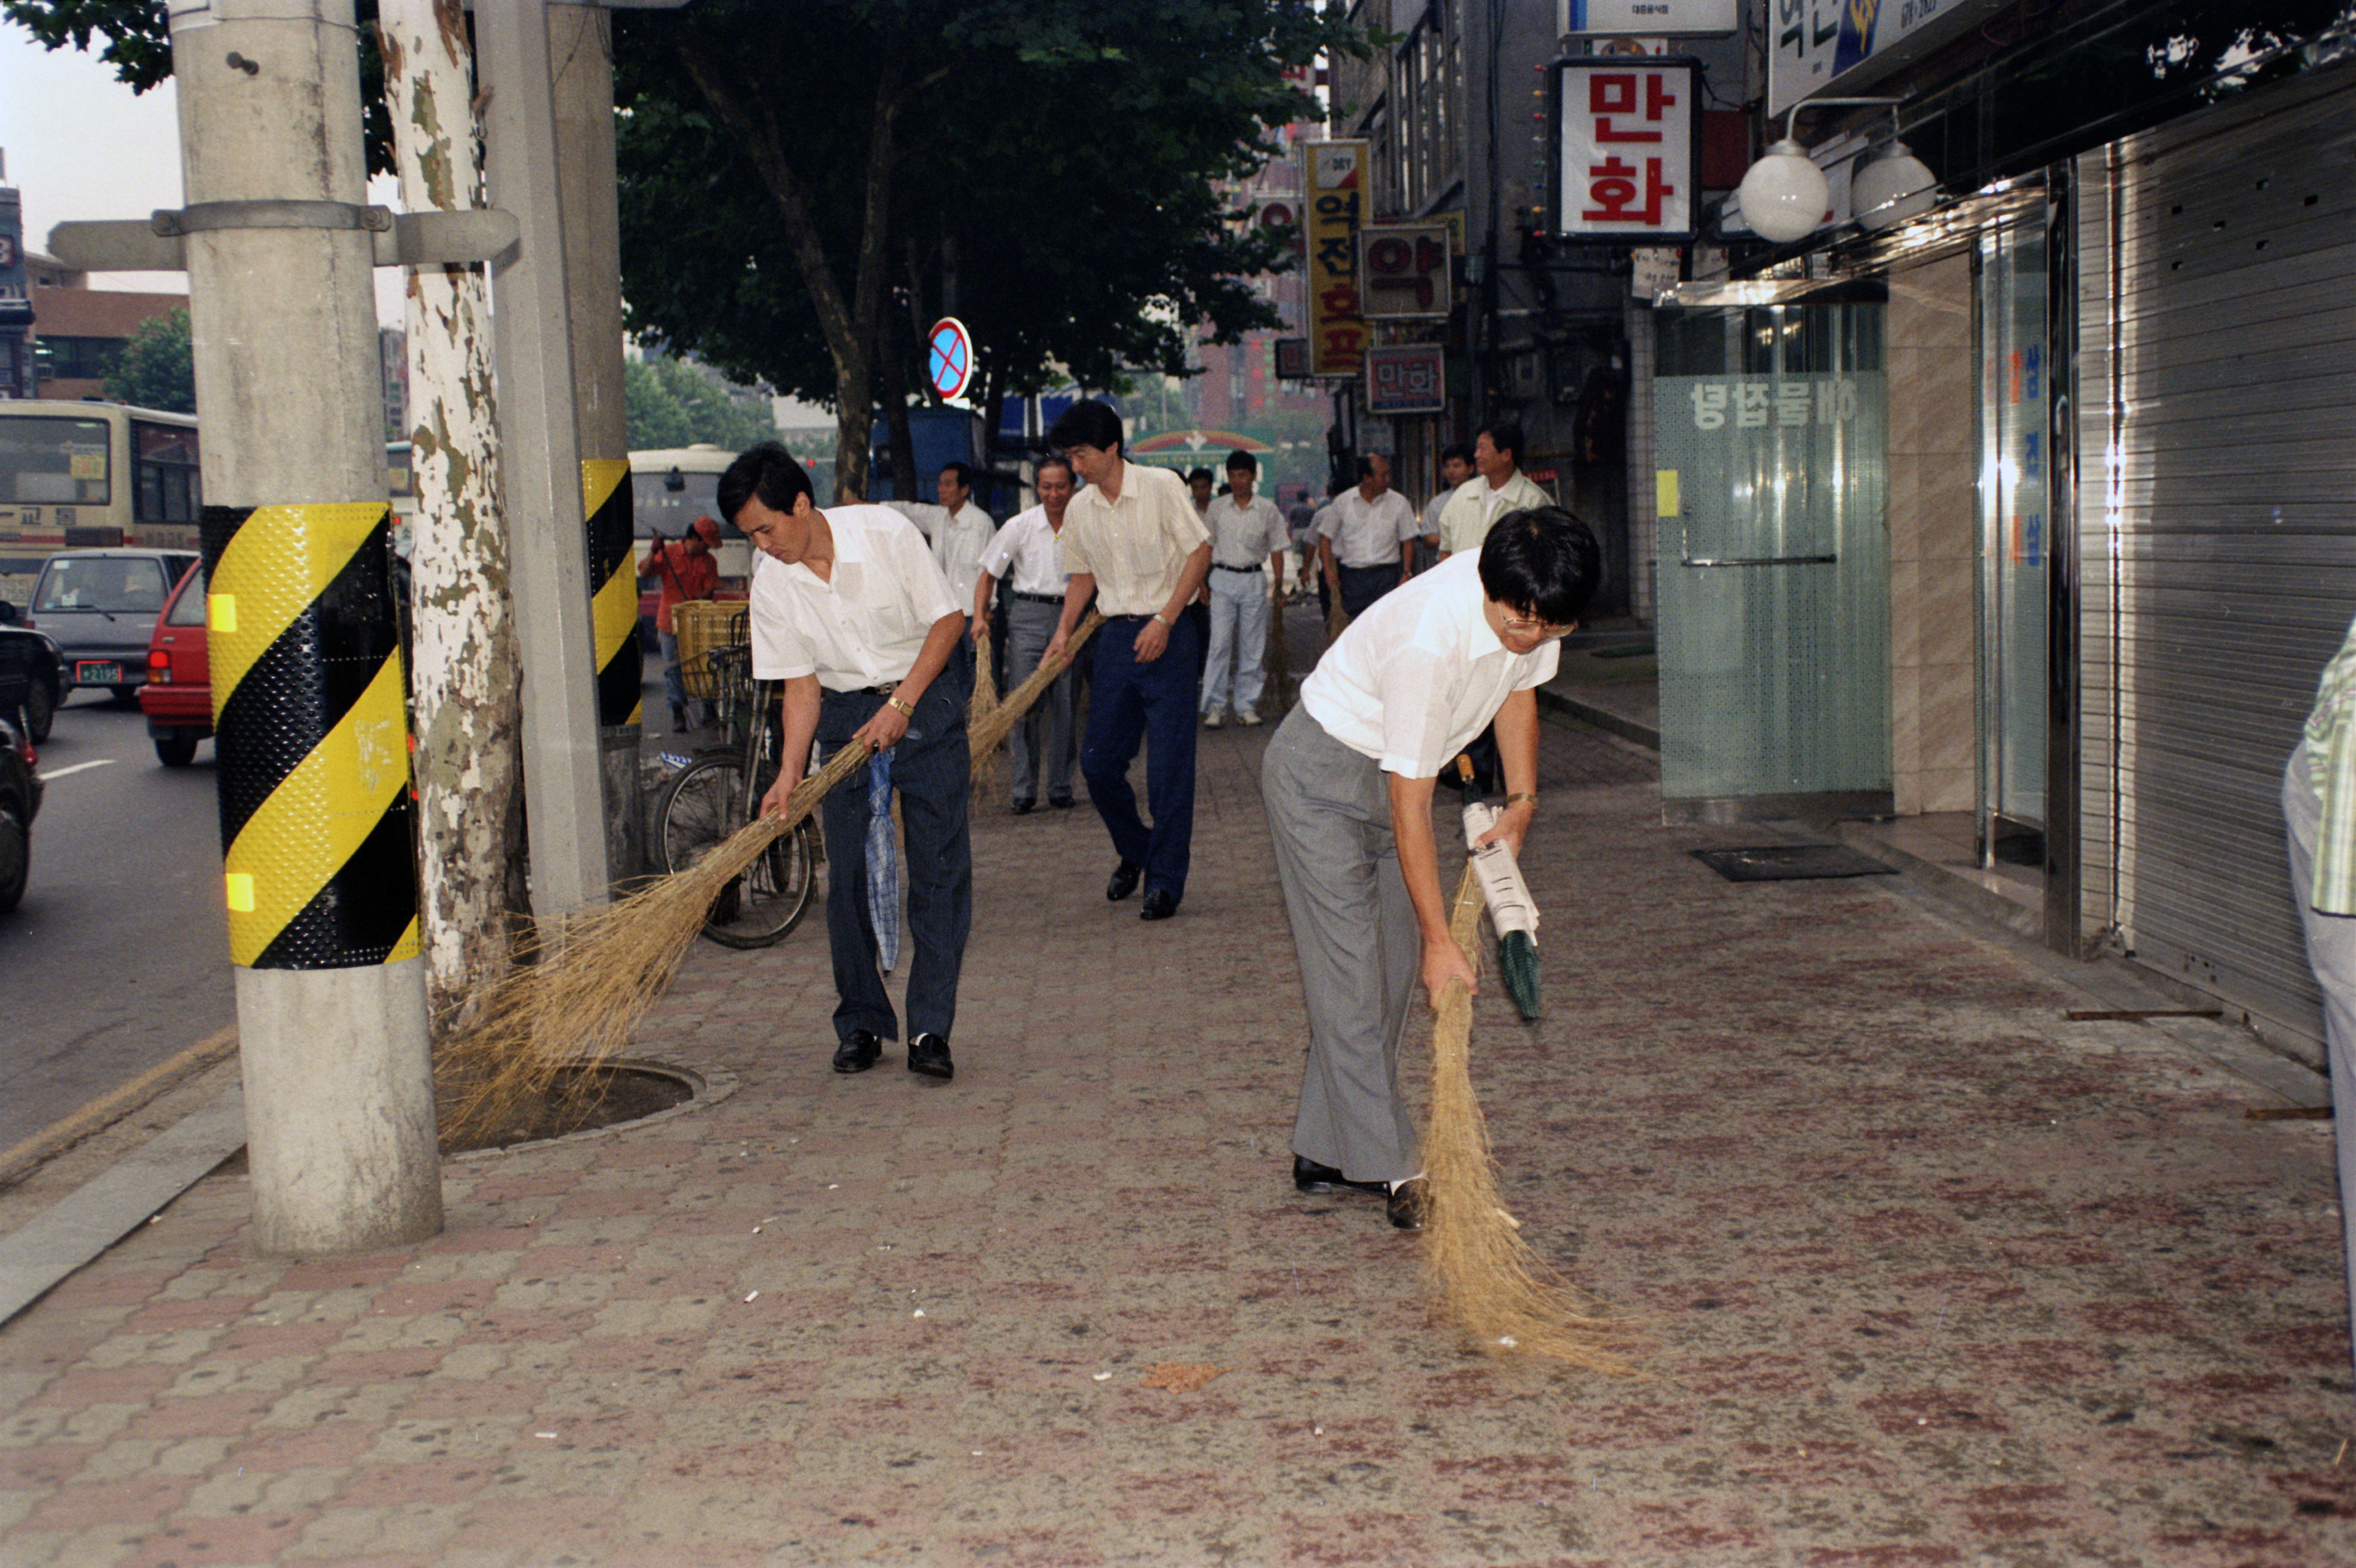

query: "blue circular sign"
left=927, top=317, right=973, bottom=400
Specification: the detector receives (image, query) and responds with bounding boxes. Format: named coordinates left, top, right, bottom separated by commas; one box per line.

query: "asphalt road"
left=0, top=692, right=235, bottom=1155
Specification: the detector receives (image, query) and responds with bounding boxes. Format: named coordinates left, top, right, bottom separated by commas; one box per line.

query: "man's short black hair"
left=1185, top=466, right=1214, bottom=487
left=940, top=461, right=977, bottom=491
left=1440, top=441, right=1475, bottom=468
left=1354, top=452, right=1389, bottom=481
left=1224, top=449, right=1258, bottom=476
left=1036, top=454, right=1075, bottom=485
left=717, top=441, right=813, bottom=525
left=1478, top=506, right=1604, bottom=629
left=1476, top=421, right=1524, bottom=466
left=1046, top=398, right=1124, bottom=456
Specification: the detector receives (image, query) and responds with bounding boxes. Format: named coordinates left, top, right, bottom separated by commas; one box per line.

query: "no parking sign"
left=927, top=317, right=974, bottom=400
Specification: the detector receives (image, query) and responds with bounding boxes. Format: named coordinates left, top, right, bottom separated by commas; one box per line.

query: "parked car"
left=140, top=561, right=212, bottom=767
left=0, top=711, right=41, bottom=915
left=0, top=600, right=62, bottom=744
left=26, top=547, right=199, bottom=704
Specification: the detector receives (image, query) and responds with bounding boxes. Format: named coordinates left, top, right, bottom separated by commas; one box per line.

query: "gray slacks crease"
left=2280, top=739, right=2356, bottom=1382
left=1262, top=704, right=1421, bottom=1185
left=1003, top=597, right=1075, bottom=804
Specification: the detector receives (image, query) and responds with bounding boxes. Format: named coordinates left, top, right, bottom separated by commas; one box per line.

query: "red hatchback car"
left=139, top=562, right=212, bottom=766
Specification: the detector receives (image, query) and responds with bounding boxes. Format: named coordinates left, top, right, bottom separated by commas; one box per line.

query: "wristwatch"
left=1151, top=612, right=1174, bottom=629
left=887, top=696, right=916, bottom=718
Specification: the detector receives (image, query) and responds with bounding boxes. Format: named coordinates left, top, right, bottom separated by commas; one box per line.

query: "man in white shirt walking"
left=1043, top=399, right=1213, bottom=921
left=1416, top=441, right=1473, bottom=575
left=1317, top=452, right=1419, bottom=619
left=1199, top=449, right=1290, bottom=729
left=1436, top=422, right=1551, bottom=560
left=1265, top=505, right=1602, bottom=1228
left=971, top=455, right=1080, bottom=814
left=721, top=442, right=972, bottom=1083
left=893, top=462, right=996, bottom=625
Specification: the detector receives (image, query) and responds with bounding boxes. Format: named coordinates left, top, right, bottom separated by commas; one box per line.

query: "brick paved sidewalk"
left=3, top=714, right=2353, bottom=1567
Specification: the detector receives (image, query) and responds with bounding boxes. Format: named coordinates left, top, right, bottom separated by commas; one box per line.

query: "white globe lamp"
left=1735, top=139, right=1830, bottom=244
left=1853, top=142, right=1938, bottom=231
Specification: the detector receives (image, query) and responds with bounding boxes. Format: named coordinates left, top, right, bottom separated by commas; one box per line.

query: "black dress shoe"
left=1048, top=794, right=1075, bottom=810
left=1139, top=888, right=1178, bottom=921
left=1106, top=860, right=1142, bottom=901
left=907, top=1031, right=954, bottom=1080
left=832, top=1030, right=881, bottom=1074
left=1387, top=1177, right=1429, bottom=1231
left=1292, top=1155, right=1386, bottom=1197
left=1011, top=798, right=1036, bottom=816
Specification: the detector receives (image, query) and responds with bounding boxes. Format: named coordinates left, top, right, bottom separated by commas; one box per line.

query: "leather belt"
left=1210, top=562, right=1263, bottom=573
left=1011, top=590, right=1065, bottom=604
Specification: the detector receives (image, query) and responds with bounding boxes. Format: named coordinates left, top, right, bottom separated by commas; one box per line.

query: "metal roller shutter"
left=2075, top=64, right=2356, bottom=1051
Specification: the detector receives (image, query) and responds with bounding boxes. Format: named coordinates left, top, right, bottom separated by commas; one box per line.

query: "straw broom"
left=1421, top=862, right=1639, bottom=1372
left=970, top=622, right=1003, bottom=808
left=1262, top=585, right=1291, bottom=717
left=436, top=612, right=1105, bottom=1146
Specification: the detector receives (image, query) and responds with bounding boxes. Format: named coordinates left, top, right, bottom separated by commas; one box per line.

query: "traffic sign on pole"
left=927, top=316, right=974, bottom=400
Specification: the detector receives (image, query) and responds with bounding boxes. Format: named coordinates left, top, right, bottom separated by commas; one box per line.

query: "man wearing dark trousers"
left=721, top=442, right=972, bottom=1082
left=1043, top=399, right=1213, bottom=922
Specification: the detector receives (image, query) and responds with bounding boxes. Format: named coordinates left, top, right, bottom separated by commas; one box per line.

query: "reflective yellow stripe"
left=594, top=565, right=638, bottom=667
left=221, top=654, right=409, bottom=967
left=581, top=457, right=629, bottom=525
left=207, top=503, right=387, bottom=716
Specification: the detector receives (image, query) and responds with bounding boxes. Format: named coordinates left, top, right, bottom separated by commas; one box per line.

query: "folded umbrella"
left=1455, top=755, right=1540, bottom=1020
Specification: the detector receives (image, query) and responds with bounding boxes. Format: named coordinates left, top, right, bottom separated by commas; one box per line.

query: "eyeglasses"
left=1499, top=617, right=1573, bottom=641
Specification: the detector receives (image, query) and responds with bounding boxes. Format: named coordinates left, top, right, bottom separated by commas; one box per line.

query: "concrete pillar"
left=550, top=1, right=645, bottom=882
left=476, top=0, right=613, bottom=916
left=168, top=0, right=441, bottom=1255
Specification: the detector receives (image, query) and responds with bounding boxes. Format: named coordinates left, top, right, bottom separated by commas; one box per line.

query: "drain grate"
left=1690, top=845, right=1897, bottom=883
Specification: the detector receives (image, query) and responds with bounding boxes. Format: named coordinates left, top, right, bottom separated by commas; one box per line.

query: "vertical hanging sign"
left=1551, top=58, right=1701, bottom=242
left=1303, top=140, right=1369, bottom=378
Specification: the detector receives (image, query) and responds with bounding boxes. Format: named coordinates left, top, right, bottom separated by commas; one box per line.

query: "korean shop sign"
left=1364, top=345, right=1446, bottom=416
left=1358, top=222, right=1452, bottom=320
left=1303, top=140, right=1370, bottom=377
left=1767, top=0, right=2006, bottom=118
left=1551, top=58, right=1700, bottom=242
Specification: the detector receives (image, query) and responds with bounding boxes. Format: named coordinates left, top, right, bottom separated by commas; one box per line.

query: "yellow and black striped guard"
left=201, top=502, right=419, bottom=970
left=583, top=458, right=642, bottom=726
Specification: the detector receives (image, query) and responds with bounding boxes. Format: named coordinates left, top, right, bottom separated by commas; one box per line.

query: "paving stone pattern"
left=2, top=713, right=2353, bottom=1566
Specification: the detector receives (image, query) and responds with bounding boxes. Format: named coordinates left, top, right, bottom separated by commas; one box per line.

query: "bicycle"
left=652, top=643, right=823, bottom=948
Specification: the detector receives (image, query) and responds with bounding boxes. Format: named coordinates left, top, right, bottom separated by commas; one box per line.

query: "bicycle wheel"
left=652, top=754, right=820, bottom=948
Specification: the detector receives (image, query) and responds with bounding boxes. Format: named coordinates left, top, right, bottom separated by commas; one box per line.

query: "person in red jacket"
left=643, top=515, right=721, bottom=731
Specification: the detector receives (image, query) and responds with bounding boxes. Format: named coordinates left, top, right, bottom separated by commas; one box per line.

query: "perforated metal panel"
left=2074, top=65, right=2356, bottom=1043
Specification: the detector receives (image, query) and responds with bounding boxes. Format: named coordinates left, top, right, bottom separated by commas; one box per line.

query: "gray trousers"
left=1262, top=705, right=1420, bottom=1184
left=1003, top=596, right=1076, bottom=804
left=2280, top=739, right=2356, bottom=1382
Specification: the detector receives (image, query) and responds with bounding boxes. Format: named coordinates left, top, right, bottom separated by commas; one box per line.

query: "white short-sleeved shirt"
left=1204, top=494, right=1289, bottom=569
left=978, top=504, right=1069, bottom=597
left=1058, top=462, right=1210, bottom=617
left=1438, top=470, right=1551, bottom=556
left=892, top=499, right=995, bottom=610
left=1300, top=551, right=1559, bottom=780
left=1317, top=487, right=1420, bottom=568
left=749, top=504, right=961, bottom=691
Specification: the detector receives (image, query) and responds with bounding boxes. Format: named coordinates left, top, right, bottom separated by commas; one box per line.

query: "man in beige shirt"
left=1437, top=421, right=1551, bottom=559
left=1043, top=399, right=1213, bottom=921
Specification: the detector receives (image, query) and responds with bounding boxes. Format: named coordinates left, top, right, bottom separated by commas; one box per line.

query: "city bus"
left=0, top=400, right=202, bottom=609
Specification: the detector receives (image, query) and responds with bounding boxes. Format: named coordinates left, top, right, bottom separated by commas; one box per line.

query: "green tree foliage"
left=105, top=306, right=194, bottom=412
left=623, top=354, right=773, bottom=453
left=610, top=0, right=1356, bottom=497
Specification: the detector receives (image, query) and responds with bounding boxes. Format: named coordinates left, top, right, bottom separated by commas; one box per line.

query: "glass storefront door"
left=1975, top=222, right=2049, bottom=865
left=1652, top=300, right=1891, bottom=820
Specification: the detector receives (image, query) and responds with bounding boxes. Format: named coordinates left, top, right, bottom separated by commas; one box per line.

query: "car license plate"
left=74, top=660, right=123, bottom=685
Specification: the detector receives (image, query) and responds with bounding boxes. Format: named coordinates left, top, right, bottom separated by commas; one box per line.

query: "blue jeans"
left=1081, top=612, right=1200, bottom=902
left=816, top=664, right=972, bottom=1045
left=658, top=628, right=687, bottom=711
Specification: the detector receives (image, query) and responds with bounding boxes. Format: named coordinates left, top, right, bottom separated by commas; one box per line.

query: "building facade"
left=1642, top=0, right=2356, bottom=1063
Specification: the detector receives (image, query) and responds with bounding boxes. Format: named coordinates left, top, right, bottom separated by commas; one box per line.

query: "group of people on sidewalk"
left=712, top=402, right=1601, bottom=1233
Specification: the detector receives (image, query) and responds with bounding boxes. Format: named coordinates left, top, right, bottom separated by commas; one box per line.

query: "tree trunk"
left=379, top=0, right=528, bottom=1037
left=883, top=331, right=917, bottom=505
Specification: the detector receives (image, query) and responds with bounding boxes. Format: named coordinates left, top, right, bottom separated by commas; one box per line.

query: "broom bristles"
left=435, top=612, right=1108, bottom=1147
left=1263, top=588, right=1290, bottom=716
left=970, top=624, right=1003, bottom=808
left=1422, top=863, right=1640, bottom=1372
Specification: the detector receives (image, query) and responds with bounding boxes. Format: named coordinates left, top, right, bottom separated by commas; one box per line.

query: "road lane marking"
left=36, top=760, right=118, bottom=781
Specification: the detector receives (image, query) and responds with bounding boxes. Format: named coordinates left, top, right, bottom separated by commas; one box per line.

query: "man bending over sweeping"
left=720, top=443, right=973, bottom=1083
left=1263, top=507, right=1602, bottom=1229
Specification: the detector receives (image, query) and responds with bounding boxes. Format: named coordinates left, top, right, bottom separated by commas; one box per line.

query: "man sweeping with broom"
left=1262, top=506, right=1601, bottom=1229
left=721, top=443, right=973, bottom=1083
